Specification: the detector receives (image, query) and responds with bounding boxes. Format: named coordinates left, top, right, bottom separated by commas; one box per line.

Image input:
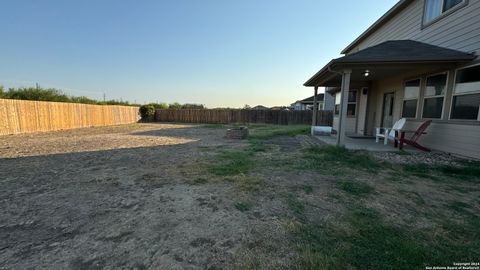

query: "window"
left=451, top=65, right=480, bottom=120
left=424, top=0, right=465, bottom=24
left=402, top=79, right=420, bottom=118
left=347, top=90, right=357, bottom=116
left=334, top=92, right=341, bottom=115
left=423, top=73, right=447, bottom=118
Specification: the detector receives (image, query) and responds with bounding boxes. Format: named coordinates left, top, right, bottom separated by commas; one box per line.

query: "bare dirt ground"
left=0, top=124, right=269, bottom=269
left=1, top=123, right=479, bottom=270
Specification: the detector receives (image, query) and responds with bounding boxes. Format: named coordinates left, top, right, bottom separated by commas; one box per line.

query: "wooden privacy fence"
left=155, top=109, right=333, bottom=126
left=0, top=99, right=140, bottom=135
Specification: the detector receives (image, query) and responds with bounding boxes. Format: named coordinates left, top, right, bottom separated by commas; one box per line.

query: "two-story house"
left=291, top=94, right=335, bottom=111
left=305, top=0, right=480, bottom=159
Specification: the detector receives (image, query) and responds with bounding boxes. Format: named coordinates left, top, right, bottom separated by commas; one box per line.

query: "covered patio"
left=314, top=134, right=423, bottom=152
left=305, top=40, right=476, bottom=151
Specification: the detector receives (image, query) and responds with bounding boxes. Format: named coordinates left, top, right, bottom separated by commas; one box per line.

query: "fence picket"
left=155, top=109, right=333, bottom=126
left=0, top=99, right=140, bottom=135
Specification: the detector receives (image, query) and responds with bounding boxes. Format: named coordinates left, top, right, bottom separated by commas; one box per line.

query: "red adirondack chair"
left=398, top=120, right=432, bottom=152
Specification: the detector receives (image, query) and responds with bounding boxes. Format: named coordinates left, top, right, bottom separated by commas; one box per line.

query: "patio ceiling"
left=304, top=40, right=476, bottom=87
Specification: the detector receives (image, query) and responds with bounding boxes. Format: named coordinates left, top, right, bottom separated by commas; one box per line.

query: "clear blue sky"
left=0, top=0, right=398, bottom=107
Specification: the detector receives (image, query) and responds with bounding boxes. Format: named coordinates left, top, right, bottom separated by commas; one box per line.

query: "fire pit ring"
left=225, top=126, right=249, bottom=139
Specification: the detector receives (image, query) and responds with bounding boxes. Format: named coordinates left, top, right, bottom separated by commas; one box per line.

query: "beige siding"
left=342, top=0, right=480, bottom=158
left=333, top=91, right=358, bottom=134
left=332, top=116, right=357, bottom=134
left=349, top=0, right=480, bottom=55
left=357, top=88, right=369, bottom=135
left=403, top=121, right=480, bottom=159
left=366, top=68, right=480, bottom=159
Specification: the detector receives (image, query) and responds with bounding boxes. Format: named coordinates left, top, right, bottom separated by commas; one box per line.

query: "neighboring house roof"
left=252, top=105, right=269, bottom=110
left=304, top=40, right=476, bottom=87
left=270, top=106, right=289, bottom=110
left=295, top=94, right=325, bottom=105
left=341, top=0, right=414, bottom=54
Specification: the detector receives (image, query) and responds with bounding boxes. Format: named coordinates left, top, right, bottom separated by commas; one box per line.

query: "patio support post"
left=336, top=69, right=352, bottom=146
left=311, top=86, right=318, bottom=134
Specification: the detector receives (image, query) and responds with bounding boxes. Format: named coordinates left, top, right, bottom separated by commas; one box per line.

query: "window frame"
left=449, top=63, right=480, bottom=121
left=422, top=0, right=468, bottom=28
left=334, top=92, right=341, bottom=116
left=347, top=90, right=358, bottom=118
left=422, top=71, right=448, bottom=119
left=402, top=78, right=421, bottom=119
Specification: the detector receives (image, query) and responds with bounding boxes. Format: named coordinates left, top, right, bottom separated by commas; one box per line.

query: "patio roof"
left=304, top=40, right=476, bottom=87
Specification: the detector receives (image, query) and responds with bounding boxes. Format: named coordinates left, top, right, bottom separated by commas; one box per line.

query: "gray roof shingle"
left=304, top=40, right=476, bottom=86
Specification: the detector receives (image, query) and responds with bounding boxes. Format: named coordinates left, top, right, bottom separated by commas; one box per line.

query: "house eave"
left=304, top=59, right=475, bottom=87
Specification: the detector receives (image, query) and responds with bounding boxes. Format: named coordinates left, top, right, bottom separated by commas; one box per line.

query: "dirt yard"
left=0, top=123, right=479, bottom=270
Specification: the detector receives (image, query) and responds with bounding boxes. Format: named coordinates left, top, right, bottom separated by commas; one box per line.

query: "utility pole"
left=36, top=83, right=39, bottom=90
left=103, top=93, right=106, bottom=102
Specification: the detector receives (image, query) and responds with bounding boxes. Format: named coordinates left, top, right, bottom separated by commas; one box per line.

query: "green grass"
left=439, top=163, right=480, bottom=181
left=286, top=196, right=306, bottom=217
left=209, top=150, right=255, bottom=176
left=247, top=139, right=270, bottom=153
left=303, top=185, right=314, bottom=194
left=299, top=146, right=383, bottom=173
left=234, top=201, right=253, bottom=212
left=228, top=175, right=264, bottom=193
left=201, top=123, right=226, bottom=129
left=200, top=124, right=480, bottom=269
left=192, top=177, right=208, bottom=185
left=447, top=201, right=471, bottom=214
left=248, top=125, right=310, bottom=140
left=337, top=181, right=374, bottom=197
left=403, top=164, right=436, bottom=179
left=402, top=162, right=480, bottom=182
left=209, top=125, right=312, bottom=177
left=291, top=203, right=480, bottom=270
left=397, top=190, right=426, bottom=206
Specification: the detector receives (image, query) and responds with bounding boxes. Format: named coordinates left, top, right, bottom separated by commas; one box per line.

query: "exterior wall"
left=293, top=102, right=325, bottom=111
left=335, top=0, right=480, bottom=158
left=348, top=0, right=480, bottom=55
left=332, top=117, right=357, bottom=134
left=324, top=92, right=335, bottom=111
left=366, top=66, right=480, bottom=159
left=332, top=92, right=358, bottom=134
left=402, top=121, right=480, bottom=159
left=356, top=88, right=369, bottom=135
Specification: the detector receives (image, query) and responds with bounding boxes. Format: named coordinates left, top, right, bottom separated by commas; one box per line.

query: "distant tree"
left=5, top=87, right=70, bottom=102
left=147, top=103, right=169, bottom=109
left=1, top=86, right=140, bottom=107
left=169, top=102, right=182, bottom=110
left=157, top=103, right=169, bottom=109
left=70, top=96, right=98, bottom=104
left=139, top=104, right=156, bottom=121
left=182, top=103, right=205, bottom=109
left=243, top=104, right=251, bottom=109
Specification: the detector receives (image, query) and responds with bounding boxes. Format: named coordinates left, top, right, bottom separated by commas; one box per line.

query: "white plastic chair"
left=375, top=118, right=406, bottom=145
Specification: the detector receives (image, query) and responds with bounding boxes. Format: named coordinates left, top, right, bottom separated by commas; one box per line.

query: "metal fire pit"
left=225, top=126, right=249, bottom=139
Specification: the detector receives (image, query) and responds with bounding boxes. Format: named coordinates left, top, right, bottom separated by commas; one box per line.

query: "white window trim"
left=347, top=90, right=358, bottom=118
left=449, top=63, right=480, bottom=121
left=334, top=92, right=341, bottom=115
left=422, top=71, right=448, bottom=119
left=402, top=78, right=421, bottom=119
left=422, top=0, right=468, bottom=28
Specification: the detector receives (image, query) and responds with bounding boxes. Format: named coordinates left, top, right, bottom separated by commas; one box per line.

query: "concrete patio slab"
left=313, top=135, right=422, bottom=153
